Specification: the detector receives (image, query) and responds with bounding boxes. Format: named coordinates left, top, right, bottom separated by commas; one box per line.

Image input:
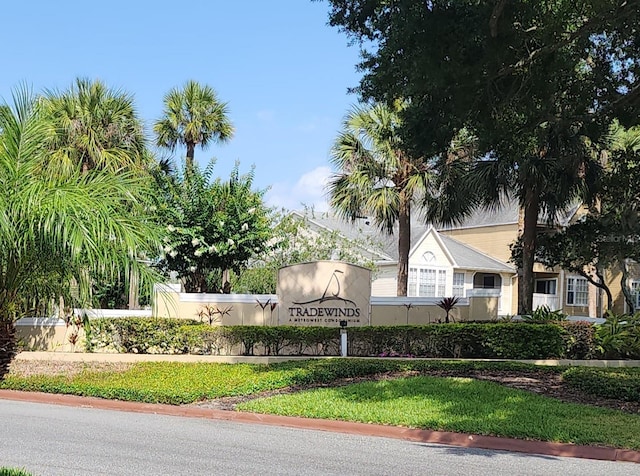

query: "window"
left=437, top=269, right=446, bottom=297
left=420, top=269, right=435, bottom=296
left=566, top=277, right=588, bottom=306
left=409, top=267, right=447, bottom=297
left=422, top=251, right=436, bottom=263
left=453, top=272, right=465, bottom=297
left=408, top=268, right=417, bottom=296
left=632, top=281, right=640, bottom=311
left=535, top=279, right=557, bottom=295
left=473, top=273, right=501, bottom=289
left=482, top=275, right=495, bottom=288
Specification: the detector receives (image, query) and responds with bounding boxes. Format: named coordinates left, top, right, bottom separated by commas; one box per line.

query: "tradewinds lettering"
left=288, top=307, right=361, bottom=317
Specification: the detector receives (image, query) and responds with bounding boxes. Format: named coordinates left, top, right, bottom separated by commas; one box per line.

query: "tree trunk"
left=518, top=191, right=539, bottom=314
left=128, top=268, right=139, bottom=310
left=580, top=268, right=613, bottom=313
left=396, top=191, right=411, bottom=296
left=0, top=320, right=16, bottom=379
left=186, top=142, right=195, bottom=170
left=0, top=289, right=19, bottom=379
left=221, top=269, right=231, bottom=294
left=620, top=259, right=636, bottom=313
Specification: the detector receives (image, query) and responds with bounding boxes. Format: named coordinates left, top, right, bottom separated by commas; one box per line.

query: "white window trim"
left=631, top=280, right=640, bottom=312
left=534, top=278, right=558, bottom=296
left=409, top=266, right=448, bottom=298
left=452, top=272, right=465, bottom=297
left=566, top=276, right=588, bottom=306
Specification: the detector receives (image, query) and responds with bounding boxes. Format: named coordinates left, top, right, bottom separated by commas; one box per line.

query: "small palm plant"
left=436, top=296, right=459, bottom=323
left=521, top=305, right=566, bottom=323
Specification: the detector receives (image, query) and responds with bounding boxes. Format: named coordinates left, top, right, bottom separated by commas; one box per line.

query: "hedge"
left=85, top=318, right=597, bottom=359
left=86, top=317, right=202, bottom=354
left=563, top=367, right=640, bottom=402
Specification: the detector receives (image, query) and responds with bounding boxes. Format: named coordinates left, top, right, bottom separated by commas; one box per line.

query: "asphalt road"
left=0, top=400, right=637, bottom=476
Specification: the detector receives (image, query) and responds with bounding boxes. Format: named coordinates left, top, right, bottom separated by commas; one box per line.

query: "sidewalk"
left=1, top=389, right=639, bottom=464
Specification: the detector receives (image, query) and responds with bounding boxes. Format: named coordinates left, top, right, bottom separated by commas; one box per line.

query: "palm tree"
left=469, top=127, right=601, bottom=314
left=0, top=90, right=161, bottom=377
left=154, top=80, right=234, bottom=170
left=41, top=78, right=147, bottom=174
left=41, top=78, right=152, bottom=310
left=601, top=120, right=640, bottom=312
left=328, top=102, right=472, bottom=296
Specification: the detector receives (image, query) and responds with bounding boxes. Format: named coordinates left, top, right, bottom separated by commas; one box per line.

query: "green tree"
left=233, top=211, right=380, bottom=294
left=327, top=102, right=471, bottom=296
left=526, top=219, right=615, bottom=311
left=41, top=78, right=147, bottom=174
left=322, top=0, right=638, bottom=312
left=526, top=120, right=640, bottom=313
left=41, top=78, right=153, bottom=310
left=154, top=80, right=234, bottom=170
left=158, top=161, right=271, bottom=293
left=468, top=130, right=600, bottom=314
left=603, top=121, right=640, bottom=312
left=0, top=90, right=161, bottom=376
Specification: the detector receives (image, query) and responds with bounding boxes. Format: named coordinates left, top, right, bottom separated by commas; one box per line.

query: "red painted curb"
left=1, top=389, right=638, bottom=464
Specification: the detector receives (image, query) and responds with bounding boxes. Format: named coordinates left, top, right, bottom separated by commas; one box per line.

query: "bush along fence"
left=84, top=317, right=607, bottom=360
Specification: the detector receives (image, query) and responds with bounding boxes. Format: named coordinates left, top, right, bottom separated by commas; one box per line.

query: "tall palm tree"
left=469, top=126, right=601, bottom=314
left=41, top=78, right=147, bottom=174
left=41, top=78, right=151, bottom=310
left=328, top=102, right=471, bottom=296
left=154, top=80, right=234, bottom=170
left=0, top=90, right=161, bottom=377
left=601, top=120, right=640, bottom=312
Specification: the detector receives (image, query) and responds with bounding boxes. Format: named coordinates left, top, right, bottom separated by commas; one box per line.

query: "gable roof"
left=296, top=211, right=515, bottom=273
left=410, top=226, right=515, bottom=273
left=437, top=198, right=583, bottom=231
left=289, top=211, right=394, bottom=262
left=438, top=233, right=515, bottom=273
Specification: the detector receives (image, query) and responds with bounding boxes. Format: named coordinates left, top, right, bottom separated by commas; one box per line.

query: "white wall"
left=371, top=265, right=397, bottom=296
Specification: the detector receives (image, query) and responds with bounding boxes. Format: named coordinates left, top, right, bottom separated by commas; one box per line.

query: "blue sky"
left=0, top=1, right=363, bottom=211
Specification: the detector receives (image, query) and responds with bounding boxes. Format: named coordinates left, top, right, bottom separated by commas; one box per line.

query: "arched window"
left=422, top=251, right=436, bottom=263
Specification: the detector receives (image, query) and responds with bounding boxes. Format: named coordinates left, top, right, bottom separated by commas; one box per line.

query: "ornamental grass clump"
left=436, top=296, right=459, bottom=323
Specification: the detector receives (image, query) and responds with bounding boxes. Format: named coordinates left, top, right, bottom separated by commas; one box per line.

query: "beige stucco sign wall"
left=277, top=261, right=371, bottom=326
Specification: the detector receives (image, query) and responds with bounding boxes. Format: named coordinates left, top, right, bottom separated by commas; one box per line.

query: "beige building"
left=297, top=203, right=640, bottom=318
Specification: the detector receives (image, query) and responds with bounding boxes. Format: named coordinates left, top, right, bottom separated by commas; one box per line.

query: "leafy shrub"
left=348, top=324, right=566, bottom=359
left=87, top=317, right=201, bottom=353
left=559, top=321, right=598, bottom=359
left=563, top=367, right=640, bottom=402
left=223, top=326, right=339, bottom=356
left=521, top=305, right=567, bottom=323
left=88, top=319, right=597, bottom=359
left=178, top=325, right=233, bottom=355
left=595, top=312, right=640, bottom=359
left=436, top=297, right=459, bottom=323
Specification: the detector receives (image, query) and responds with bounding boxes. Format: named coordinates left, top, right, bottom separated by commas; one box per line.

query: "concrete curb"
left=1, top=389, right=638, bottom=464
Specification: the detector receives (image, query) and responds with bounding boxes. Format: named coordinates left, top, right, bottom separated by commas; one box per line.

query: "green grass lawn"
left=3, top=359, right=640, bottom=449
left=1, top=359, right=545, bottom=404
left=3, top=361, right=309, bottom=404
left=238, top=375, right=640, bottom=449
left=0, top=469, right=32, bottom=476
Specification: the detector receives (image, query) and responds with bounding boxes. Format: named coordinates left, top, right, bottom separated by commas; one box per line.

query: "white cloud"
left=266, top=166, right=333, bottom=212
